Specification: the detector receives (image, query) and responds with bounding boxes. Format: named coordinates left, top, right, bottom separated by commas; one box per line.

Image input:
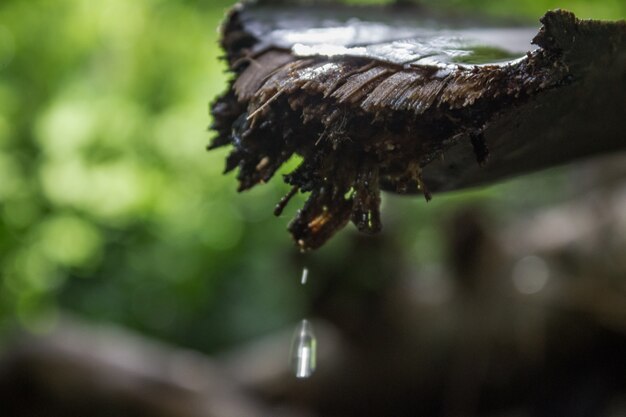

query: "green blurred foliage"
left=0, top=0, right=622, bottom=351
left=0, top=0, right=307, bottom=350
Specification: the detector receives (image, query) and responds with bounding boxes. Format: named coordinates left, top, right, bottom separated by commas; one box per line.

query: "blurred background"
left=0, top=0, right=625, bottom=416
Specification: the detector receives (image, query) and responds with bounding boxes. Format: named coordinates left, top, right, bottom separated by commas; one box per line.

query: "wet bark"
left=210, top=3, right=626, bottom=250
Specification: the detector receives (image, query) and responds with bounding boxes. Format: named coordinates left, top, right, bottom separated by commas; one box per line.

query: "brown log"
left=210, top=3, right=626, bottom=250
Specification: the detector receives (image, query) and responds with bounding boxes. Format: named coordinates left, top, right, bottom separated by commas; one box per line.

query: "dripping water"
left=290, top=319, right=317, bottom=378
left=301, top=267, right=309, bottom=285
left=290, top=267, right=317, bottom=378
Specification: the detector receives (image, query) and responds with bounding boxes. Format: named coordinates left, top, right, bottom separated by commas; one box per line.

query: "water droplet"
left=301, top=267, right=309, bottom=285
left=290, top=319, right=317, bottom=378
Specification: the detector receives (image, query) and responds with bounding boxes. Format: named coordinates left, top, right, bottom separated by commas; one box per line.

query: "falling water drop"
left=301, top=267, right=309, bottom=285
left=290, top=319, right=317, bottom=378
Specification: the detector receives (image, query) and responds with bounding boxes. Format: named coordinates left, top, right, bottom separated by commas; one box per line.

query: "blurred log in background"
left=2, top=154, right=626, bottom=417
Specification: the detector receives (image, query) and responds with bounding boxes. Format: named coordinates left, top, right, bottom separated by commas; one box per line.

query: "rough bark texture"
left=210, top=3, right=626, bottom=250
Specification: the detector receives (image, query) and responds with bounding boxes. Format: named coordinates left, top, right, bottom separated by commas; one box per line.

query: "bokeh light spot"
left=36, top=214, right=103, bottom=267
left=512, top=255, right=550, bottom=294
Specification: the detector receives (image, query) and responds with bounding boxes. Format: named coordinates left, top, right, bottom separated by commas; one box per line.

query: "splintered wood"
left=210, top=4, right=626, bottom=250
